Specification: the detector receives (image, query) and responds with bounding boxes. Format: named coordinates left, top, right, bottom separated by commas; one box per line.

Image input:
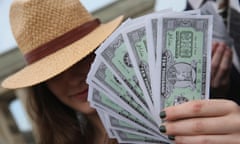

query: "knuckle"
left=217, top=44, right=225, bottom=51
left=211, top=62, right=218, bottom=70
left=220, top=64, right=228, bottom=73
left=192, top=120, right=204, bottom=133
left=219, top=42, right=226, bottom=48
left=225, top=49, right=233, bottom=60
left=199, top=137, right=211, bottom=144
left=190, top=101, right=203, bottom=114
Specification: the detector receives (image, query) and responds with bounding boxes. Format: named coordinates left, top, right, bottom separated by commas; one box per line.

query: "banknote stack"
left=87, top=9, right=213, bottom=144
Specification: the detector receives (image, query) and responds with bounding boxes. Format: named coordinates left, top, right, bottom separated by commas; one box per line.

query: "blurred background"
left=0, top=0, right=187, bottom=143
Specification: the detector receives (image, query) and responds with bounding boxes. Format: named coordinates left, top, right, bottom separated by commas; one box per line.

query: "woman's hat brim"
left=2, top=16, right=124, bottom=89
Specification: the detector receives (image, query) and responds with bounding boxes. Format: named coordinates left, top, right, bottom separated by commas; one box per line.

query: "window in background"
left=9, top=100, right=32, bottom=132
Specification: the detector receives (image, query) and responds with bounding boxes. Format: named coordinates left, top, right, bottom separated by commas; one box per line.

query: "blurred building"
left=0, top=0, right=155, bottom=143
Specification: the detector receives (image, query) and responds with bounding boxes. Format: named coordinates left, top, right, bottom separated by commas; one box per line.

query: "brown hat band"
left=24, top=19, right=101, bottom=64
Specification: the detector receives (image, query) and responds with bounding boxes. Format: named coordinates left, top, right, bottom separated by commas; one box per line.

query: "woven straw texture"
left=10, top=0, right=93, bottom=54
left=2, top=0, right=123, bottom=89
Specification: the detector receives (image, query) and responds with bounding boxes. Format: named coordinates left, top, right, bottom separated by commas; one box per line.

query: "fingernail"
left=168, top=135, right=175, bottom=141
left=159, top=125, right=166, bottom=133
left=159, top=111, right=166, bottom=119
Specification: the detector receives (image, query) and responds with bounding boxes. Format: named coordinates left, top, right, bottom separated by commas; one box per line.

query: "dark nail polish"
left=160, top=111, right=166, bottom=119
left=159, top=125, right=166, bottom=133
left=168, top=135, right=175, bottom=141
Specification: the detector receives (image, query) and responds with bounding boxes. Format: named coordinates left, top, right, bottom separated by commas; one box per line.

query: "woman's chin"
left=75, top=101, right=96, bottom=115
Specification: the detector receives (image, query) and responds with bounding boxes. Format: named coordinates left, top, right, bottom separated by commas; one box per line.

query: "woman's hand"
left=160, top=99, right=240, bottom=144
left=211, top=42, right=232, bottom=96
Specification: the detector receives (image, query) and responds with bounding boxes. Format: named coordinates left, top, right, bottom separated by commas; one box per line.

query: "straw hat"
left=1, top=0, right=123, bottom=89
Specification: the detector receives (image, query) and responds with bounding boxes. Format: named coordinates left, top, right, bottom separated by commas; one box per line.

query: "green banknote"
left=124, top=25, right=153, bottom=111
left=98, top=34, right=149, bottom=110
left=91, top=61, right=157, bottom=128
left=90, top=87, right=159, bottom=135
left=107, top=114, right=154, bottom=137
left=159, top=16, right=212, bottom=108
left=114, top=130, right=170, bottom=144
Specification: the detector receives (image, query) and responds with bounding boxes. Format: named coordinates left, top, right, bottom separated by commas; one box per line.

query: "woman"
left=2, top=0, right=239, bottom=144
left=29, top=53, right=109, bottom=143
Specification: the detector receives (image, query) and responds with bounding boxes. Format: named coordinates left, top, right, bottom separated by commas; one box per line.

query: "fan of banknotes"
left=86, top=8, right=213, bottom=144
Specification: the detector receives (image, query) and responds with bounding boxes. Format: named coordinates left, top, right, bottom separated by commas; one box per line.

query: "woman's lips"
left=71, top=88, right=88, bottom=101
